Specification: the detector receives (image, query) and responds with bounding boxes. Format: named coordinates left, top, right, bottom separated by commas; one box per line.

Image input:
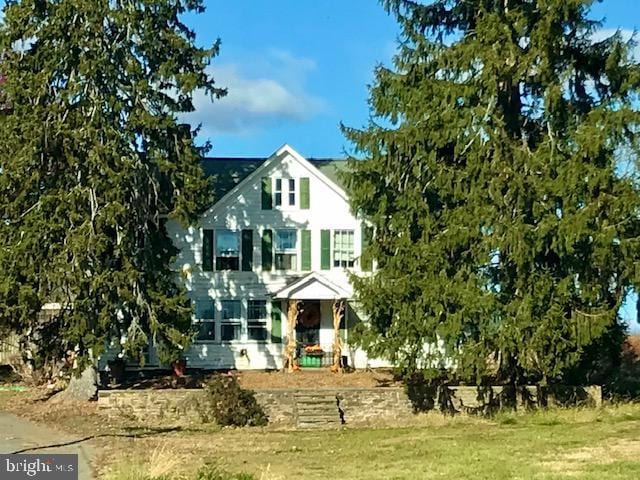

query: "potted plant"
left=304, top=344, right=324, bottom=368
left=171, top=356, right=187, bottom=377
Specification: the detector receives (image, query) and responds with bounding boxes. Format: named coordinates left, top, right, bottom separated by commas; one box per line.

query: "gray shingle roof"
left=201, top=157, right=347, bottom=202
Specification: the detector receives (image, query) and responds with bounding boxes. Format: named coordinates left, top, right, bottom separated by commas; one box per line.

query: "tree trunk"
left=52, top=365, right=99, bottom=402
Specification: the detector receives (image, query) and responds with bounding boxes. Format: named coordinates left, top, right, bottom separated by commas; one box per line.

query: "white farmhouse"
left=169, top=143, right=389, bottom=371
left=101, top=144, right=386, bottom=372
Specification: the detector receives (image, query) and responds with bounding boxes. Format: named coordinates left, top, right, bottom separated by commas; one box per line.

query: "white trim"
left=275, top=144, right=348, bottom=202
left=274, top=271, right=352, bottom=300
left=203, top=144, right=349, bottom=218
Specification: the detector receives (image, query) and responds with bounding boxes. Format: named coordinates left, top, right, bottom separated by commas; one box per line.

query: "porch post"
left=285, top=299, right=302, bottom=373
left=331, top=299, right=345, bottom=373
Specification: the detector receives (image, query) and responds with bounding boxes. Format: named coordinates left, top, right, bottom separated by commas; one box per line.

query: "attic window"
left=288, top=179, right=296, bottom=205
left=275, top=179, right=282, bottom=206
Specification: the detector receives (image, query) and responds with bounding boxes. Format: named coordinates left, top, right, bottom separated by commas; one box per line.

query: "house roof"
left=201, top=156, right=347, bottom=201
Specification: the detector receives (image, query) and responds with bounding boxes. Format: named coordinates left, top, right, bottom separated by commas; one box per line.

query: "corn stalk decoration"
left=331, top=299, right=346, bottom=373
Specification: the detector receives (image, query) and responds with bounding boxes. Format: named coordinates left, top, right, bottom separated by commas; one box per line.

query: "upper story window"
left=333, top=230, right=355, bottom=268
left=288, top=179, right=296, bottom=206
left=275, top=179, right=282, bottom=207
left=275, top=229, right=298, bottom=270
left=215, top=230, right=239, bottom=271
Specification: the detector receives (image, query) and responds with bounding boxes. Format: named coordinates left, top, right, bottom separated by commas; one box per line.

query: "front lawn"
left=98, top=405, right=640, bottom=480
left=3, top=389, right=640, bottom=479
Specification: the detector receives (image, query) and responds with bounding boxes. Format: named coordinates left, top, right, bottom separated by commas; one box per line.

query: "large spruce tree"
left=344, top=0, right=640, bottom=383
left=0, top=0, right=224, bottom=370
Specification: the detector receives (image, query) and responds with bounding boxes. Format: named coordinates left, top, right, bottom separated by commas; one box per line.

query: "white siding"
left=163, top=146, right=387, bottom=370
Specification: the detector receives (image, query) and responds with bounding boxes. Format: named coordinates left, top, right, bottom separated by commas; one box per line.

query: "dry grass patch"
left=542, top=439, right=640, bottom=476
left=237, top=369, right=399, bottom=390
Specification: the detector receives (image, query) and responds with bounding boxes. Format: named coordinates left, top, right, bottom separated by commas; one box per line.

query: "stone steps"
left=294, top=392, right=342, bottom=429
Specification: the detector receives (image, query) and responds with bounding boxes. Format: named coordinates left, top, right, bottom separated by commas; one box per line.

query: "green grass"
left=98, top=403, right=640, bottom=480
left=3, top=388, right=640, bottom=479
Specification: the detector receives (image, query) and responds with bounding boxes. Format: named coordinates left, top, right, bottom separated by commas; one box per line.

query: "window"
left=275, top=179, right=282, bottom=206
left=333, top=230, right=355, bottom=268
left=288, top=179, right=296, bottom=206
left=220, top=300, right=241, bottom=341
left=274, top=178, right=296, bottom=207
left=216, top=230, right=239, bottom=270
left=195, top=298, right=215, bottom=341
left=275, top=229, right=297, bottom=270
left=248, top=300, right=268, bottom=341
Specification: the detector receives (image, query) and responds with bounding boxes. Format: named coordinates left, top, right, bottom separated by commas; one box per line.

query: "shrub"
left=193, top=464, right=254, bottom=480
left=201, top=374, right=267, bottom=427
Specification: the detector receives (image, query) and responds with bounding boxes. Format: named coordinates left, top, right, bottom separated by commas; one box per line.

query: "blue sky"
left=184, top=0, right=640, bottom=160
left=183, top=1, right=399, bottom=158
left=183, top=1, right=640, bottom=330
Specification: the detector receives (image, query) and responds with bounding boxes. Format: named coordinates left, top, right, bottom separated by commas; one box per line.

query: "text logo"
left=0, top=454, right=78, bottom=479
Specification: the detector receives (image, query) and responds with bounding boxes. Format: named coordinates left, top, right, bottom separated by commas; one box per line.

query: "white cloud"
left=184, top=50, right=326, bottom=136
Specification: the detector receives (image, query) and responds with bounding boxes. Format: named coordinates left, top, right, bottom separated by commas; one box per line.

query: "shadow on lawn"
left=405, top=377, right=600, bottom=416
left=10, top=426, right=184, bottom=455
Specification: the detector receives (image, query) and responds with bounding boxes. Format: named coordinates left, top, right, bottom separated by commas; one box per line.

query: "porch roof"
left=273, top=272, right=352, bottom=300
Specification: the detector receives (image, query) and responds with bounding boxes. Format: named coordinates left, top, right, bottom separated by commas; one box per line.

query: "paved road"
left=0, top=411, right=94, bottom=479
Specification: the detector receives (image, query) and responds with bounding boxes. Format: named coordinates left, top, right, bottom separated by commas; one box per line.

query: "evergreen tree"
left=343, top=0, right=640, bottom=383
left=0, top=0, right=225, bottom=370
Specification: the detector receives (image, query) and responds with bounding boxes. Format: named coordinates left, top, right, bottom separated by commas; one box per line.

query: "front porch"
left=273, top=271, right=352, bottom=372
left=98, top=272, right=379, bottom=372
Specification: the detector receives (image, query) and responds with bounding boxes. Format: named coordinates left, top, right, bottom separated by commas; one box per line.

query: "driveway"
left=0, top=411, right=94, bottom=479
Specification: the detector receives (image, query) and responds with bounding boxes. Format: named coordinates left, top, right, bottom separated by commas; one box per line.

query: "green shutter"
left=262, top=229, right=273, bottom=271
left=241, top=229, right=253, bottom=271
left=271, top=300, right=282, bottom=343
left=320, top=229, right=331, bottom=270
left=202, top=229, right=213, bottom=271
left=261, top=177, right=272, bottom=210
left=361, top=225, right=373, bottom=271
left=301, top=230, right=311, bottom=270
left=300, top=177, right=310, bottom=209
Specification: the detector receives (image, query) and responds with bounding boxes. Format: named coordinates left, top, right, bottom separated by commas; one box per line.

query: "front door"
left=296, top=300, right=321, bottom=345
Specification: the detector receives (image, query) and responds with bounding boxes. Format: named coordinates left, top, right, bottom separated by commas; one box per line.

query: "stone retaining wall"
left=98, top=389, right=204, bottom=423
left=253, top=388, right=414, bottom=426
left=97, top=384, right=602, bottom=426
left=97, top=387, right=414, bottom=426
left=435, top=385, right=602, bottom=414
